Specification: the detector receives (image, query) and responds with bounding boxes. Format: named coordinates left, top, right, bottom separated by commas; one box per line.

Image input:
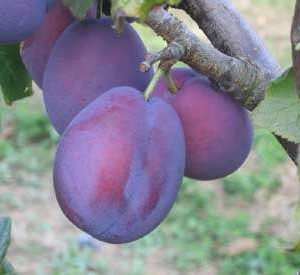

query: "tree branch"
left=179, top=0, right=281, bottom=80
left=292, top=0, right=300, bottom=97
left=146, top=7, right=267, bottom=110
left=290, top=0, right=300, bottom=162
left=140, top=42, right=185, bottom=73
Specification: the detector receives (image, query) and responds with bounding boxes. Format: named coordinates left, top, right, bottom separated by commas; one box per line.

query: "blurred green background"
left=1, top=0, right=300, bottom=274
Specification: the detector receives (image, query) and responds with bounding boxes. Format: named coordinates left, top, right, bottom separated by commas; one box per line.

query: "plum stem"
left=144, top=67, right=165, bottom=101
left=166, top=73, right=178, bottom=94
left=97, top=0, right=103, bottom=19
left=112, top=10, right=126, bottom=34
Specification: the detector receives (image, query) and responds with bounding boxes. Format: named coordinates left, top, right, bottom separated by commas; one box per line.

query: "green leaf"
left=0, top=217, right=11, bottom=263
left=0, top=260, right=16, bottom=275
left=111, top=0, right=182, bottom=21
left=0, top=45, right=33, bottom=105
left=252, top=68, right=300, bottom=143
left=62, top=0, right=95, bottom=19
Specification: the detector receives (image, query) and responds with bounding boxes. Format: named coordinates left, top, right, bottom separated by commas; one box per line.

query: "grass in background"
left=222, top=129, right=287, bottom=200
left=252, top=0, right=294, bottom=8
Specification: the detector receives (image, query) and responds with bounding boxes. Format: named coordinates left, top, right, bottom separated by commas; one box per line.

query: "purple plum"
left=0, top=0, right=46, bottom=44
left=21, top=0, right=74, bottom=88
left=43, top=17, right=153, bottom=134
left=153, top=68, right=253, bottom=180
left=54, top=86, right=185, bottom=243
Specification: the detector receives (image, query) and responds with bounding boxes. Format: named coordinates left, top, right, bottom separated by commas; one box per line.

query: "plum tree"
left=54, top=86, right=185, bottom=243
left=21, top=0, right=74, bottom=88
left=43, top=17, right=153, bottom=134
left=153, top=68, right=253, bottom=181
left=0, top=0, right=46, bottom=44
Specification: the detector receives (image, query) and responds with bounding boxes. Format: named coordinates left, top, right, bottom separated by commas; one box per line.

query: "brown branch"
left=290, top=0, right=300, bottom=162
left=178, top=0, right=297, bottom=165
left=292, top=0, right=300, bottom=96
left=140, top=42, right=185, bottom=72
left=146, top=7, right=267, bottom=110
left=179, top=0, right=281, bottom=80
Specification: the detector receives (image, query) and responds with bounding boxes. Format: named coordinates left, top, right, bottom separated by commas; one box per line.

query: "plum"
left=46, top=0, right=55, bottom=11
left=54, top=86, right=185, bottom=243
left=21, top=0, right=74, bottom=88
left=43, top=17, right=153, bottom=134
left=0, top=0, right=46, bottom=44
left=21, top=1, right=99, bottom=88
left=153, top=68, right=253, bottom=181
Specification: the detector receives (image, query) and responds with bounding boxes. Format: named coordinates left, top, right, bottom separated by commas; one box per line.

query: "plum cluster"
left=3, top=1, right=253, bottom=243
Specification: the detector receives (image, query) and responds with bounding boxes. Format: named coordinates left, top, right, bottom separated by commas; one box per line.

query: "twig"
left=292, top=0, right=300, bottom=97
left=140, top=42, right=185, bottom=73
left=146, top=7, right=267, bottom=110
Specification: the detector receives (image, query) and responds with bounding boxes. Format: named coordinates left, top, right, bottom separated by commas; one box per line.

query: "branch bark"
left=290, top=0, right=300, bottom=162
left=146, top=7, right=267, bottom=110
left=292, top=0, right=300, bottom=96
left=179, top=0, right=281, bottom=80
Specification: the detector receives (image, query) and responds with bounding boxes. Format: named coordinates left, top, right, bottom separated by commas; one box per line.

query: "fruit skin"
left=0, top=0, right=46, bottom=44
left=21, top=0, right=74, bottom=88
left=54, top=87, right=185, bottom=244
left=46, top=0, right=55, bottom=11
left=153, top=68, right=253, bottom=181
left=43, top=18, right=153, bottom=134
